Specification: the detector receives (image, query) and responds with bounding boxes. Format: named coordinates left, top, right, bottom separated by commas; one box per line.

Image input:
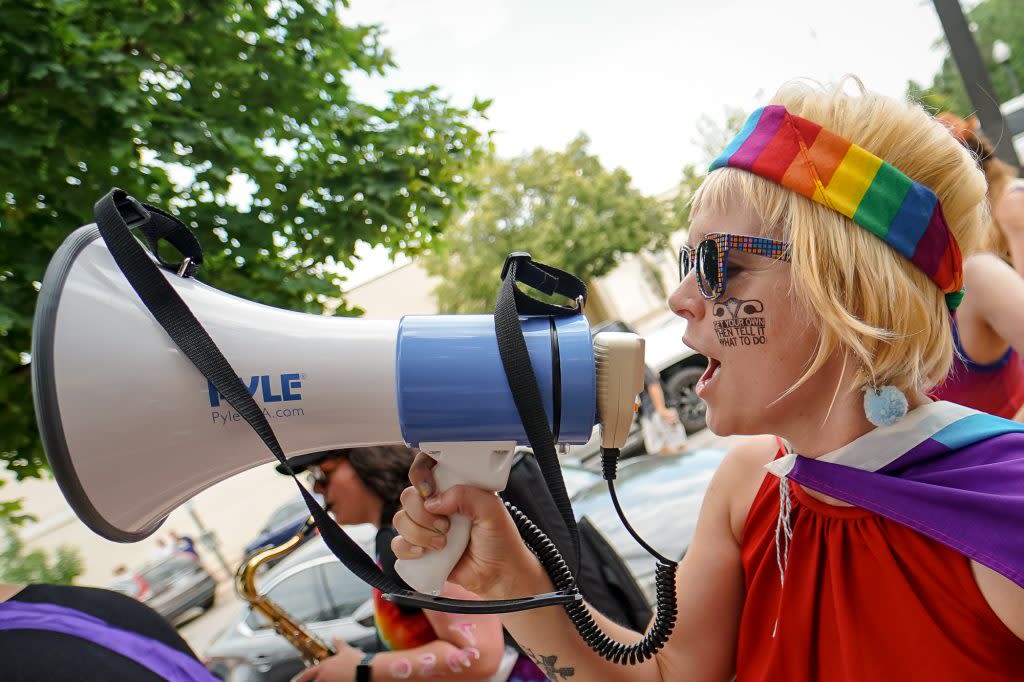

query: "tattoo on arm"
left=523, top=647, right=575, bottom=680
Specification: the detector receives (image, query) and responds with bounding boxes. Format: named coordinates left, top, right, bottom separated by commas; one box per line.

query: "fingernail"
left=409, top=545, right=424, bottom=555
left=424, top=496, right=441, bottom=511
left=417, top=482, right=433, bottom=499
left=433, top=518, right=449, bottom=533
left=430, top=535, right=446, bottom=550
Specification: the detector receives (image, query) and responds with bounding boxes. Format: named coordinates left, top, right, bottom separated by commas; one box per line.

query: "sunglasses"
left=678, top=232, right=791, bottom=300
left=306, top=461, right=336, bottom=488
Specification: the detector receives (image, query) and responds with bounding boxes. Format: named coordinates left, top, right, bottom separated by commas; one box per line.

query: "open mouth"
left=696, top=357, right=721, bottom=397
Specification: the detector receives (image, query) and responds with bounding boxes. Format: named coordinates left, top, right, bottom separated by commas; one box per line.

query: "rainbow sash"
left=767, top=401, right=1024, bottom=588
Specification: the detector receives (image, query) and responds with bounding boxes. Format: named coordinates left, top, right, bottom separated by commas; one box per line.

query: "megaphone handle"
left=394, top=442, right=517, bottom=596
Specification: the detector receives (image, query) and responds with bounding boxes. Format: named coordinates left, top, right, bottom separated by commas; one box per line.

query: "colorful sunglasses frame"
left=678, top=232, right=791, bottom=300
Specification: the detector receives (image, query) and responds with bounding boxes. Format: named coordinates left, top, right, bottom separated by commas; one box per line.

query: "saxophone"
left=235, top=517, right=336, bottom=666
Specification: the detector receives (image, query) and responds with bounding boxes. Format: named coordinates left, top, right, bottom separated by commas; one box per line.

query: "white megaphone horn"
left=32, top=190, right=646, bottom=599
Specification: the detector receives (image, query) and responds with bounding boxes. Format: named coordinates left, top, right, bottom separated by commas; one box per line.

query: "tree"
left=0, top=526, right=83, bottom=584
left=425, top=135, right=677, bottom=314
left=910, top=0, right=1024, bottom=115
left=0, top=0, right=490, bottom=510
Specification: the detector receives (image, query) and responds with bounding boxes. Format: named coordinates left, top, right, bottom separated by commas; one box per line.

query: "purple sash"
left=0, top=600, right=218, bottom=681
left=766, top=401, right=1024, bottom=588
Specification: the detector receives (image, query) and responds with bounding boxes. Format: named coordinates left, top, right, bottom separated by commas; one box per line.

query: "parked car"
left=570, top=447, right=727, bottom=604
left=206, top=524, right=378, bottom=682
left=129, top=553, right=217, bottom=624
left=243, top=496, right=321, bottom=559
left=592, top=318, right=708, bottom=435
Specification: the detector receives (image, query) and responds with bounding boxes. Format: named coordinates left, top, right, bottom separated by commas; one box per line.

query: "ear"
left=967, top=115, right=981, bottom=132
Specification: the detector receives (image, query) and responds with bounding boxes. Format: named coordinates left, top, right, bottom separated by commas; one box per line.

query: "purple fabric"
left=0, top=601, right=217, bottom=681
left=786, top=425, right=1024, bottom=588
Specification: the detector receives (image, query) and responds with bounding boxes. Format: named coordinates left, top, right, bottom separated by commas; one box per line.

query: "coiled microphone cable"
left=503, top=447, right=679, bottom=664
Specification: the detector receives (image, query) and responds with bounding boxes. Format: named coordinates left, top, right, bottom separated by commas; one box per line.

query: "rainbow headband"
left=710, top=105, right=965, bottom=310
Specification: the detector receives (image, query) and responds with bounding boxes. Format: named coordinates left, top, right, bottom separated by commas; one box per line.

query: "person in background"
left=170, top=530, right=199, bottom=560
left=0, top=583, right=216, bottom=681
left=931, top=113, right=1024, bottom=420
left=278, top=447, right=545, bottom=682
left=638, top=365, right=688, bottom=455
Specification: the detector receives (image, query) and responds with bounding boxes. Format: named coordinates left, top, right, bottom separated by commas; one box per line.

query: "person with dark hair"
left=0, top=582, right=216, bottom=681
left=278, top=447, right=545, bottom=682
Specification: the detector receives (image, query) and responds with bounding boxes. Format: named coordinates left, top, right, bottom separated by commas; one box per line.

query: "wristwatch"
left=355, top=652, right=375, bottom=682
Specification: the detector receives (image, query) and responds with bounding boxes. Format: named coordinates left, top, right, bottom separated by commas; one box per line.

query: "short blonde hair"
left=692, top=79, right=988, bottom=395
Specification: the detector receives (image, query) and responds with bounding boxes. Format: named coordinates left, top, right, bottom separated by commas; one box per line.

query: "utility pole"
left=931, top=0, right=1021, bottom=166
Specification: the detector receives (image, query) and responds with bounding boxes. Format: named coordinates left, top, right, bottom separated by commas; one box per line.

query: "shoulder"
left=995, top=185, right=1024, bottom=229
left=710, top=435, right=778, bottom=541
left=963, top=253, right=1016, bottom=291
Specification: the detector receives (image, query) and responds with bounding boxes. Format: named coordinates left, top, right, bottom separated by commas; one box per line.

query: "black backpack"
left=499, top=451, right=653, bottom=632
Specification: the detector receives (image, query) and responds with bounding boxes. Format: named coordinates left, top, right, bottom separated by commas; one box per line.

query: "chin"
left=704, top=403, right=771, bottom=438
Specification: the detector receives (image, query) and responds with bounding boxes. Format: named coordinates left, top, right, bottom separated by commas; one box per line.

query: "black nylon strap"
left=91, top=189, right=577, bottom=615
left=493, top=254, right=586, bottom=574
left=94, top=189, right=396, bottom=594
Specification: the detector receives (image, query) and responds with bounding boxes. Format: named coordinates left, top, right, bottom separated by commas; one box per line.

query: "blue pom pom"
left=864, top=385, right=909, bottom=427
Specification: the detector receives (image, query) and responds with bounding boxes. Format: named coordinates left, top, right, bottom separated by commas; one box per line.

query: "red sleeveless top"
left=736, top=448, right=1024, bottom=681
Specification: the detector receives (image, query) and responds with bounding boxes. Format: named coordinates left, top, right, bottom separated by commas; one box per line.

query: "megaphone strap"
left=91, top=189, right=579, bottom=615
left=494, top=254, right=584, bottom=574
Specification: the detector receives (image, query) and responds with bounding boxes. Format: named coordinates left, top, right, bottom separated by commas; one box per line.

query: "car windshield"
left=561, top=466, right=600, bottom=499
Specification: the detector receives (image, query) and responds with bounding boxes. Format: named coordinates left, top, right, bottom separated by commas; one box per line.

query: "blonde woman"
left=931, top=113, right=1024, bottom=419
left=392, top=80, right=1024, bottom=681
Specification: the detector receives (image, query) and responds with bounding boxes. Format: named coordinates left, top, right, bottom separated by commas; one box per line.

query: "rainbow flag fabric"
left=710, top=105, right=964, bottom=310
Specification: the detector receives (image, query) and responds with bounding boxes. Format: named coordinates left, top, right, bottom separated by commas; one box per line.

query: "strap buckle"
left=114, top=193, right=151, bottom=227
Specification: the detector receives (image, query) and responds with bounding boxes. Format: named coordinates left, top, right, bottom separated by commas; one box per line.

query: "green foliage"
left=426, top=135, right=677, bottom=314
left=0, top=525, right=84, bottom=584
left=0, top=1, right=490, bottom=493
left=910, top=0, right=1024, bottom=115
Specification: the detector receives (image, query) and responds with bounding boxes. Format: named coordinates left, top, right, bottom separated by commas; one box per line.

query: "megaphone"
left=32, top=192, right=646, bottom=597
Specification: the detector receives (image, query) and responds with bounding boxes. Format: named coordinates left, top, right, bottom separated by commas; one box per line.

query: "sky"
left=333, top=0, right=956, bottom=286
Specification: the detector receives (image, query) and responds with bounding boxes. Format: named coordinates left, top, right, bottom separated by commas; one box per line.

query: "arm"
left=993, top=190, right=1024, bottom=278
left=961, top=253, right=1024, bottom=354
left=647, top=380, right=679, bottom=424
left=393, top=440, right=768, bottom=682
left=292, top=582, right=505, bottom=682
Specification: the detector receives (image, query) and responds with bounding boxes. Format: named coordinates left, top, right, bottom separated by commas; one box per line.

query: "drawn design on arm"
left=418, top=653, right=440, bottom=677
left=713, top=297, right=766, bottom=347
left=389, top=658, right=413, bottom=679
left=448, top=621, right=478, bottom=646
left=523, top=646, right=575, bottom=680
left=447, top=649, right=474, bottom=672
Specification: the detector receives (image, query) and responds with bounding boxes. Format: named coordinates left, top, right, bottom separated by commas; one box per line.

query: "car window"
left=245, top=565, right=332, bottom=630
left=320, top=561, right=373, bottom=620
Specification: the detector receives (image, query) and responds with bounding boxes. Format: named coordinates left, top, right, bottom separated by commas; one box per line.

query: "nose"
left=668, top=269, right=705, bottom=322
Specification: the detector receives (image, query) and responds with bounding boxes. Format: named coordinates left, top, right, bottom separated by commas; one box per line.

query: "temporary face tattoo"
left=389, top=659, right=413, bottom=679
left=448, top=621, right=478, bottom=646
left=713, top=297, right=766, bottom=347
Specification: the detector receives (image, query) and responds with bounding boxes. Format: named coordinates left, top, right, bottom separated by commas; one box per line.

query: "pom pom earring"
left=864, top=384, right=908, bottom=427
